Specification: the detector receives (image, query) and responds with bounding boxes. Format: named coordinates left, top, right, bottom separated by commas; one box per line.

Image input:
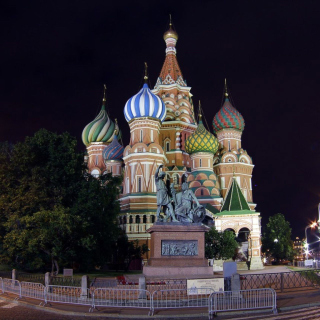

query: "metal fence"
left=90, top=288, right=152, bottom=313
left=17, top=272, right=45, bottom=285
left=208, top=288, right=277, bottom=319
left=2, top=279, right=22, bottom=298
left=45, top=285, right=91, bottom=306
left=240, top=270, right=320, bottom=292
left=21, top=281, right=45, bottom=300
left=151, top=288, right=214, bottom=316
left=0, top=277, right=280, bottom=318
left=147, top=279, right=187, bottom=293
left=50, top=276, right=82, bottom=287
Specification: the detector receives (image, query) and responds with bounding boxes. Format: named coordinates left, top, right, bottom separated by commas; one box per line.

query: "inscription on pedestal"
left=161, top=240, right=198, bottom=256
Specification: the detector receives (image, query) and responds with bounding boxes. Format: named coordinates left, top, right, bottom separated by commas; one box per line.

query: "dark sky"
left=1, top=1, right=320, bottom=239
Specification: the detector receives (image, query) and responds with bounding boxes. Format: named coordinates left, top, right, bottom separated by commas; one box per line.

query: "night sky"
left=1, top=1, right=320, bottom=239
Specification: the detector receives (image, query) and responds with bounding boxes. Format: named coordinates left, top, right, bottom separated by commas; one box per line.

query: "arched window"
left=166, top=141, right=170, bottom=152
left=123, top=216, right=127, bottom=224
left=199, top=159, right=202, bottom=167
left=138, top=177, right=142, bottom=192
left=129, top=215, right=133, bottom=224
left=140, top=130, right=143, bottom=142
left=151, top=215, right=155, bottom=223
left=136, top=215, right=140, bottom=224
left=200, top=189, right=204, bottom=196
left=143, top=215, right=147, bottom=223
left=228, top=140, right=231, bottom=151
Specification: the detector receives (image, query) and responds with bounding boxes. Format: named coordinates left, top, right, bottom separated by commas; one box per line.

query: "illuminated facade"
left=82, top=23, right=264, bottom=269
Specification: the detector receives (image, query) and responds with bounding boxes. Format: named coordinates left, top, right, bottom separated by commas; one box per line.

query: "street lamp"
left=305, top=222, right=317, bottom=259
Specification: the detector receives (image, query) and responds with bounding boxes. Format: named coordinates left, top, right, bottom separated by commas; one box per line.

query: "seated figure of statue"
left=171, top=174, right=205, bottom=223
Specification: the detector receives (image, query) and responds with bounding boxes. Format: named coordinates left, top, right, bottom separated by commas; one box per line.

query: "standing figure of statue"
left=155, top=165, right=178, bottom=222
left=171, top=173, right=206, bottom=223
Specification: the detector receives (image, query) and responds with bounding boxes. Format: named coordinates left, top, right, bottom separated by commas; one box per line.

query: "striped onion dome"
left=82, top=102, right=121, bottom=147
left=123, top=83, right=166, bottom=122
left=185, top=116, right=219, bottom=154
left=213, top=97, right=245, bottom=133
left=103, top=136, right=124, bottom=161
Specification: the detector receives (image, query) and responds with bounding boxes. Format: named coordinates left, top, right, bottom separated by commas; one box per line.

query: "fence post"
left=280, top=273, right=284, bottom=293
left=80, top=275, right=89, bottom=299
left=12, top=269, right=16, bottom=281
left=138, top=276, right=146, bottom=299
left=45, top=272, right=51, bottom=287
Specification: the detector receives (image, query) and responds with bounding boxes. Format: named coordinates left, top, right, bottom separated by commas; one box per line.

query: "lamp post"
left=318, top=203, right=320, bottom=233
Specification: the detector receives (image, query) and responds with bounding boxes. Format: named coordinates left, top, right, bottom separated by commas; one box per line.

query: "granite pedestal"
left=143, top=222, right=213, bottom=277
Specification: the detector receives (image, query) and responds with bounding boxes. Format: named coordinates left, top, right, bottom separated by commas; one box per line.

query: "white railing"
left=2, top=279, right=22, bottom=298
left=90, top=288, right=152, bottom=313
left=151, top=288, right=214, bottom=316
left=0, top=278, right=279, bottom=318
left=208, top=288, right=277, bottom=319
left=45, top=285, right=91, bottom=306
left=21, top=282, right=45, bottom=301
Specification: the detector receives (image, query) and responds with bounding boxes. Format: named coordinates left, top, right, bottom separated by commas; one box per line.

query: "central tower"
left=152, top=21, right=197, bottom=185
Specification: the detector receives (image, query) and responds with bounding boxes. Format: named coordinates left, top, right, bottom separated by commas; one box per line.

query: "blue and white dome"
left=124, top=83, right=166, bottom=122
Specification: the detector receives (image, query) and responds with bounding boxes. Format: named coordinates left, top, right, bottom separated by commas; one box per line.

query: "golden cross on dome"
left=103, top=84, right=107, bottom=102
left=224, top=78, right=229, bottom=97
left=144, top=62, right=148, bottom=82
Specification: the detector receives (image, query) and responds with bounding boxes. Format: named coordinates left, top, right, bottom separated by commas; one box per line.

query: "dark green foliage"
left=0, top=129, right=121, bottom=272
left=205, top=226, right=238, bottom=260
left=262, top=213, right=294, bottom=262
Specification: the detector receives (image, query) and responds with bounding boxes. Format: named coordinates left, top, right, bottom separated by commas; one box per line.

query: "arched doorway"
left=235, top=227, right=250, bottom=261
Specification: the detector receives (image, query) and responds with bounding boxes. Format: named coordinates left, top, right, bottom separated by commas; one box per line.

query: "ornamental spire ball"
left=163, top=14, right=178, bottom=41
left=185, top=101, right=219, bottom=154
left=123, top=63, right=166, bottom=122
left=212, top=79, right=245, bottom=133
left=82, top=85, right=121, bottom=146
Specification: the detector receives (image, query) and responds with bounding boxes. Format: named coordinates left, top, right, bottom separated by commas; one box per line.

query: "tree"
left=205, top=226, right=238, bottom=260
left=262, top=213, right=294, bottom=263
left=0, top=129, right=122, bottom=272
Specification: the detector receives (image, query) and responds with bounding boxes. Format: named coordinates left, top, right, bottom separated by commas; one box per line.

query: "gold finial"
left=144, top=62, right=148, bottom=82
left=198, top=100, right=202, bottom=121
left=103, top=84, right=107, bottom=102
left=224, top=78, right=229, bottom=97
left=169, top=14, right=172, bottom=27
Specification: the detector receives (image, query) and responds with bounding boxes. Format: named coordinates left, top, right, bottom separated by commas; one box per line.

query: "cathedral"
left=81, top=22, right=263, bottom=270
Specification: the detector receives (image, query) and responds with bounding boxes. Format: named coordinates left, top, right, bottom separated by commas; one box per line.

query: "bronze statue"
left=171, top=173, right=205, bottom=223
left=155, top=165, right=205, bottom=223
left=155, top=165, right=177, bottom=222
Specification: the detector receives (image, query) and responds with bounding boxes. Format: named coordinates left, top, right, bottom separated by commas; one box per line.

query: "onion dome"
left=163, top=19, right=178, bottom=41
left=212, top=80, right=245, bottom=133
left=124, top=63, right=166, bottom=122
left=185, top=108, right=219, bottom=154
left=103, top=136, right=124, bottom=161
left=82, top=85, right=121, bottom=147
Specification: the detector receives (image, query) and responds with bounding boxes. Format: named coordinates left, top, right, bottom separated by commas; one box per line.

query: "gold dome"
left=163, top=24, right=178, bottom=41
